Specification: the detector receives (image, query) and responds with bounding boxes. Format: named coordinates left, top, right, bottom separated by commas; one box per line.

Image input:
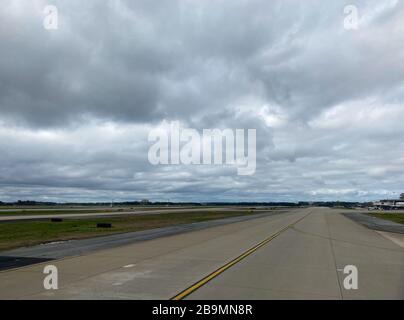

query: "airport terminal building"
left=373, top=199, right=404, bottom=210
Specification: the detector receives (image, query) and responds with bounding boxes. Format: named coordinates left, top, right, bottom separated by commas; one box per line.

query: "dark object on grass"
left=51, top=218, right=63, bottom=222
left=97, top=223, right=112, bottom=228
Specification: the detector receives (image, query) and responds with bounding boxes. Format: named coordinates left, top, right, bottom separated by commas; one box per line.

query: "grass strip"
left=0, top=210, right=256, bottom=251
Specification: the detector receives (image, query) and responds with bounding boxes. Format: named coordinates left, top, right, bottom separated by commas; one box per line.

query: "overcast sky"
left=1, top=0, right=404, bottom=202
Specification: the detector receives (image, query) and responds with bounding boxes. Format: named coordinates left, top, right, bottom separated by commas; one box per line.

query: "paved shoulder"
left=341, top=211, right=404, bottom=234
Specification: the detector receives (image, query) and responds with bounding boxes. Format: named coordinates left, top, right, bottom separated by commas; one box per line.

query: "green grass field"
left=366, top=212, right=404, bottom=225
left=0, top=210, right=255, bottom=251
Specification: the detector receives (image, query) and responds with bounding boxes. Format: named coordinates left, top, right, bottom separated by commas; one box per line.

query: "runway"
left=0, top=207, right=403, bottom=299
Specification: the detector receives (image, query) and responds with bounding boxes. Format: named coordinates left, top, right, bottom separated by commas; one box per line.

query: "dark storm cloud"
left=2, top=0, right=403, bottom=127
left=0, top=0, right=403, bottom=202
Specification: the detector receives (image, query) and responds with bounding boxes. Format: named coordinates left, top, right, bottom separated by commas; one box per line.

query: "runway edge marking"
left=171, top=211, right=311, bottom=300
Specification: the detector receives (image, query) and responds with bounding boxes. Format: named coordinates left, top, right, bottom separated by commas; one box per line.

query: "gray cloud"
left=0, top=0, right=403, bottom=202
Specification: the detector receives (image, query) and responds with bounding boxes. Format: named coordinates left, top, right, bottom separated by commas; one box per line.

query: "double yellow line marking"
left=171, top=213, right=310, bottom=300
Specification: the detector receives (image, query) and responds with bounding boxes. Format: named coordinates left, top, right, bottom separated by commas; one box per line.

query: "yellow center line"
left=171, top=212, right=310, bottom=300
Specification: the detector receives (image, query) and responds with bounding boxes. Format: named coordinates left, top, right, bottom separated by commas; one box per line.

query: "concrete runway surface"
left=0, top=208, right=403, bottom=300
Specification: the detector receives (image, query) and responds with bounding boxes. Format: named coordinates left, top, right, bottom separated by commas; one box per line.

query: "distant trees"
left=401, top=193, right=404, bottom=200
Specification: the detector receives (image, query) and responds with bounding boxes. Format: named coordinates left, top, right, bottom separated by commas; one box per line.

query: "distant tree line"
left=0, top=200, right=58, bottom=206
left=0, top=200, right=201, bottom=207
left=0, top=200, right=367, bottom=208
